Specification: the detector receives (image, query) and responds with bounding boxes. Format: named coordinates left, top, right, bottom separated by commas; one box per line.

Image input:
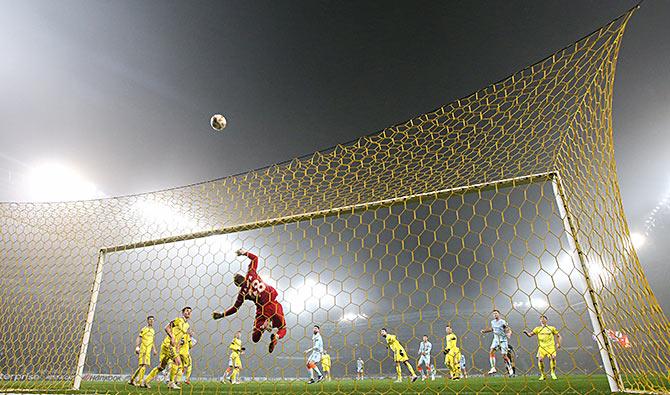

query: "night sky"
left=1, top=2, right=669, bottom=307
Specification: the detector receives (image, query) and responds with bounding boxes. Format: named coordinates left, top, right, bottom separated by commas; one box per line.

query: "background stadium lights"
left=285, top=278, right=331, bottom=313
left=512, top=298, right=548, bottom=311
left=24, top=162, right=104, bottom=202
left=630, top=231, right=646, bottom=250
left=643, top=190, right=670, bottom=235
left=339, top=313, right=369, bottom=322
left=530, top=297, right=549, bottom=310
left=586, top=260, right=607, bottom=288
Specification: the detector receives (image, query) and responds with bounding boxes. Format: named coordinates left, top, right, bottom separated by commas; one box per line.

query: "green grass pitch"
left=1, top=375, right=616, bottom=394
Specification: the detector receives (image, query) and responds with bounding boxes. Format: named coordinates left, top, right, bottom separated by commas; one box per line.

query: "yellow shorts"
left=322, top=364, right=330, bottom=372
left=445, top=349, right=461, bottom=368
left=159, top=343, right=177, bottom=365
left=138, top=347, right=151, bottom=365
left=394, top=349, right=409, bottom=363
left=179, top=352, right=191, bottom=368
left=228, top=352, right=242, bottom=368
left=537, top=346, right=556, bottom=359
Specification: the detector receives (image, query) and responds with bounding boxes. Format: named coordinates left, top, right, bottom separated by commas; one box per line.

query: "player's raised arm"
left=523, top=329, right=536, bottom=337
left=237, top=248, right=258, bottom=272
left=481, top=327, right=492, bottom=334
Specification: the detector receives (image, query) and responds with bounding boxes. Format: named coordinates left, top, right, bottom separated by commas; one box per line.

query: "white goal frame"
left=71, top=171, right=622, bottom=392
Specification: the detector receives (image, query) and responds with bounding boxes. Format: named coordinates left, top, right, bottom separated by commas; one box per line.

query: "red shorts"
left=254, top=300, right=286, bottom=332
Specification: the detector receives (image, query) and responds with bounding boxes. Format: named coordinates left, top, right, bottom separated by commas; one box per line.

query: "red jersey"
left=224, top=252, right=278, bottom=316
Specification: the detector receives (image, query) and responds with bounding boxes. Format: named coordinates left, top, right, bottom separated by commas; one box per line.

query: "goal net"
left=1, top=6, right=669, bottom=394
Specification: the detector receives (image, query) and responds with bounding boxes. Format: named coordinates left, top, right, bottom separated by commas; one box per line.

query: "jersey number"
left=250, top=279, right=266, bottom=297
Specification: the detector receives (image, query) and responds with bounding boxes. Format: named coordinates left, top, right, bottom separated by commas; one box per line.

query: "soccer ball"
left=210, top=114, right=227, bottom=131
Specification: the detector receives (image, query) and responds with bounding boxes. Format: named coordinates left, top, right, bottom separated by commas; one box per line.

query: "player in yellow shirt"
left=524, top=315, right=562, bottom=380
left=222, top=331, right=245, bottom=384
left=321, top=350, right=332, bottom=381
left=380, top=328, right=418, bottom=383
left=129, top=316, right=157, bottom=386
left=141, top=306, right=192, bottom=389
left=443, top=325, right=461, bottom=380
left=176, top=332, right=196, bottom=385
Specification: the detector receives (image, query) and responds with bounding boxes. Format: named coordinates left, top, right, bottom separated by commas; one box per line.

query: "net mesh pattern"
left=1, top=7, right=668, bottom=394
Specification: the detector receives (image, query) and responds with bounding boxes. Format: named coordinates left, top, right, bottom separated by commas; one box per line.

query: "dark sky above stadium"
left=1, top=1, right=670, bottom=307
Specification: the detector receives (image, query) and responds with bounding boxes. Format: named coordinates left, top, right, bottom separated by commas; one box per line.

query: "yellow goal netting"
left=1, top=5, right=669, bottom=394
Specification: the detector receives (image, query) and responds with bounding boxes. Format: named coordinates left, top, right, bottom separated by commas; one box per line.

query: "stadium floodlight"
left=339, top=313, right=368, bottom=322
left=530, top=297, right=549, bottom=310
left=286, top=279, right=331, bottom=313
left=25, top=162, right=103, bottom=202
left=630, top=232, right=646, bottom=250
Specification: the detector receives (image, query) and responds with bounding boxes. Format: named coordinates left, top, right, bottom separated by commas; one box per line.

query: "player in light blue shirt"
left=480, top=309, right=513, bottom=375
left=459, top=353, right=468, bottom=378
left=417, top=335, right=433, bottom=381
left=356, top=357, right=365, bottom=380
left=304, top=325, right=324, bottom=383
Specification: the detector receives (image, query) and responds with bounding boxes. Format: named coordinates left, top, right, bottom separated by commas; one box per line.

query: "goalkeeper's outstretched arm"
left=213, top=293, right=244, bottom=320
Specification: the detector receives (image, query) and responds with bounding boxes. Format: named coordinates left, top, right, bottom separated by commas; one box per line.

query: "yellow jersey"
left=533, top=325, right=559, bottom=350
left=139, top=326, right=155, bottom=349
left=445, top=333, right=459, bottom=353
left=229, top=338, right=243, bottom=355
left=180, top=333, right=193, bottom=355
left=162, top=317, right=190, bottom=349
left=321, top=353, right=331, bottom=367
left=385, top=334, right=405, bottom=353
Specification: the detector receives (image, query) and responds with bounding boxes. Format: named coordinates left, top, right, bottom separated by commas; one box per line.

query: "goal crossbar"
left=101, top=171, right=558, bottom=254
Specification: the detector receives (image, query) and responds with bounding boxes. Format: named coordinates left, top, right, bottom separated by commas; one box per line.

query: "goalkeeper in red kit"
left=213, top=249, right=287, bottom=353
